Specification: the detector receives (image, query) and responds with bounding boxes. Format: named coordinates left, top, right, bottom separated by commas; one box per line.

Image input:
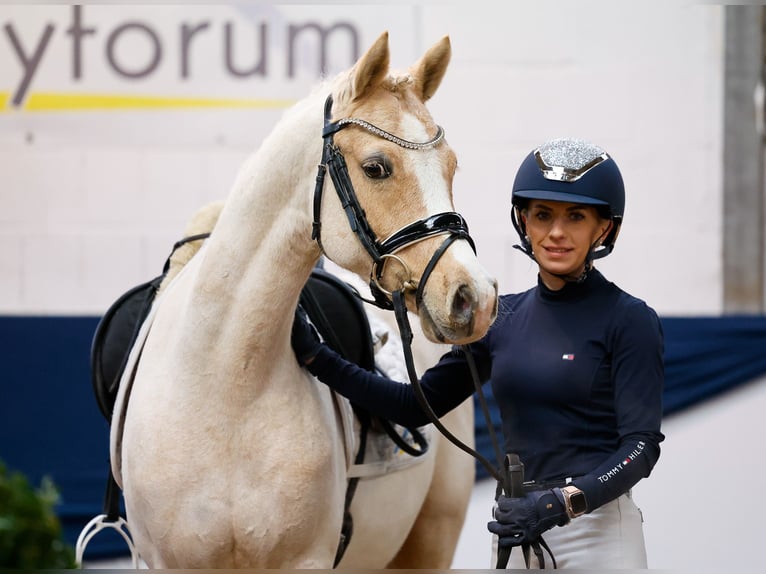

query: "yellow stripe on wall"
left=0, top=91, right=294, bottom=112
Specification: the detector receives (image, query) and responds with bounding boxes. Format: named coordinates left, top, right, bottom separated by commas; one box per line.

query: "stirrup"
left=75, top=514, right=140, bottom=568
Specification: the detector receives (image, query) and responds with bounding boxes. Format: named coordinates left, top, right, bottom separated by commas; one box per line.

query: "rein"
left=311, top=93, right=554, bottom=569
left=311, top=93, right=501, bottom=474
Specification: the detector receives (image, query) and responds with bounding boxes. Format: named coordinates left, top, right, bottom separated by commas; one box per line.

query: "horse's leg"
left=386, top=400, right=476, bottom=568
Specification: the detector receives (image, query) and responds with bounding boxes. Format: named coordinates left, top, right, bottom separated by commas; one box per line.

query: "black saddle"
left=90, top=242, right=375, bottom=423
left=298, top=266, right=375, bottom=373
left=90, top=274, right=164, bottom=422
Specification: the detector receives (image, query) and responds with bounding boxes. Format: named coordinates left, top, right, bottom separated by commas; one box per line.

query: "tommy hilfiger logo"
left=562, top=354, right=575, bottom=361
left=597, top=441, right=646, bottom=484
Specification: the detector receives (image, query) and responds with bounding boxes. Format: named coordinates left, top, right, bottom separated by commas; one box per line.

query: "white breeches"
left=493, top=492, right=648, bottom=570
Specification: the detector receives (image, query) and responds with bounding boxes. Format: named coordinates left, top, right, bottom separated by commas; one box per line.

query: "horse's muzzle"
left=419, top=279, right=498, bottom=344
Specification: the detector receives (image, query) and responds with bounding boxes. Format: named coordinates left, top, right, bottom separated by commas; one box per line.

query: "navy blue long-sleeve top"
left=307, top=269, right=665, bottom=512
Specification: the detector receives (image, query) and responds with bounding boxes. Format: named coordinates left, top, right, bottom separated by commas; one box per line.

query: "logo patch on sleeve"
left=562, top=354, right=575, bottom=361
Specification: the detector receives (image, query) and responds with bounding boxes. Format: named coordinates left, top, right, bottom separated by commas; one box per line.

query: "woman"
left=291, top=137, right=664, bottom=569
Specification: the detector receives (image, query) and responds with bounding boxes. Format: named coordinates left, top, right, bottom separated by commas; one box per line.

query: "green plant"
left=0, top=460, right=77, bottom=568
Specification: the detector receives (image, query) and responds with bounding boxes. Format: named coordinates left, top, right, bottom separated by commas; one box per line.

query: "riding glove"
left=291, top=305, right=324, bottom=365
left=487, top=489, right=570, bottom=547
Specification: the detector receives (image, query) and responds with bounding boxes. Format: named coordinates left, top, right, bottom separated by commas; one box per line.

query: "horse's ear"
left=351, top=31, right=390, bottom=102
left=411, top=35, right=451, bottom=102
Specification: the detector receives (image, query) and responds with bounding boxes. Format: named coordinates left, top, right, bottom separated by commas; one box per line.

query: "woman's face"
left=522, top=199, right=612, bottom=290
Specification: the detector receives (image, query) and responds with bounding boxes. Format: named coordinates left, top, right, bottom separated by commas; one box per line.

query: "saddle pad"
left=327, top=302, right=433, bottom=478
left=90, top=275, right=164, bottom=422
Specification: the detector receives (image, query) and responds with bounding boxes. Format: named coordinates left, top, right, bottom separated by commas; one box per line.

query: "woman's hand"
left=291, top=305, right=323, bottom=365
left=487, top=489, right=569, bottom=547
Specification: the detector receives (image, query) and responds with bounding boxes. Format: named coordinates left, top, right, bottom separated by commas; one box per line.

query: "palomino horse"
left=110, top=32, right=498, bottom=568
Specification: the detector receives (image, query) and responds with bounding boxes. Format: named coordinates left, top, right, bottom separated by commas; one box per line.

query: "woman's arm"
left=573, top=299, right=665, bottom=511
left=571, top=431, right=662, bottom=512
left=293, top=308, right=488, bottom=427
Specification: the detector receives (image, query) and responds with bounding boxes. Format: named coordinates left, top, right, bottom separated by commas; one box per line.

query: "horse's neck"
left=189, top=101, right=324, bottom=343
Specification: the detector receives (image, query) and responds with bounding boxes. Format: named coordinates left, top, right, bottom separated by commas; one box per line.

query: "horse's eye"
left=361, top=158, right=391, bottom=179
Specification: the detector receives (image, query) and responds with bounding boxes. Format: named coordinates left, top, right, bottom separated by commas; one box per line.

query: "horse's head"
left=314, top=32, right=498, bottom=345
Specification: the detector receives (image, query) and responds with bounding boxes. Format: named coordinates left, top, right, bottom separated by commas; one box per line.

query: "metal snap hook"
left=371, top=253, right=419, bottom=297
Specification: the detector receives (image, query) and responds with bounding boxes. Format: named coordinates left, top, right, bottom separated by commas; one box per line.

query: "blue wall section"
left=0, top=316, right=125, bottom=559
left=3, top=314, right=766, bottom=557
left=661, top=316, right=766, bottom=414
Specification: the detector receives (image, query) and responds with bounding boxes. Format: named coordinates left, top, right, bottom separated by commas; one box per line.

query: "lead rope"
left=390, top=290, right=556, bottom=569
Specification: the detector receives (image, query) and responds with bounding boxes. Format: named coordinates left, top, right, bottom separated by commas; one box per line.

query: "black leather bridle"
left=311, top=94, right=475, bottom=310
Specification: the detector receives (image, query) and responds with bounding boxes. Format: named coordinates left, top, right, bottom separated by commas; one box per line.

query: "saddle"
left=298, top=265, right=375, bottom=374
left=91, top=275, right=164, bottom=422
left=91, top=253, right=375, bottom=424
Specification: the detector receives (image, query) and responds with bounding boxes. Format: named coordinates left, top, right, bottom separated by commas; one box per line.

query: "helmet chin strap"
left=511, top=211, right=611, bottom=285
left=556, top=230, right=608, bottom=284
left=547, top=226, right=611, bottom=284
left=511, top=241, right=593, bottom=284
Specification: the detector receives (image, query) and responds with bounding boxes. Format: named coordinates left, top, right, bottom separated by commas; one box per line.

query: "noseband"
left=312, top=95, right=475, bottom=310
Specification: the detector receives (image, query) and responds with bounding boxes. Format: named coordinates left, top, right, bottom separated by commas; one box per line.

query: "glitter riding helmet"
left=511, top=137, right=625, bottom=261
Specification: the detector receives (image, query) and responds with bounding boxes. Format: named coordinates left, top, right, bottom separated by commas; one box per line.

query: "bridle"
left=310, top=93, right=553, bottom=569
left=311, top=94, right=475, bottom=310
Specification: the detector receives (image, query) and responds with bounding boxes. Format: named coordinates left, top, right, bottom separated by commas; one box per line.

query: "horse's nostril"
left=451, top=284, right=476, bottom=325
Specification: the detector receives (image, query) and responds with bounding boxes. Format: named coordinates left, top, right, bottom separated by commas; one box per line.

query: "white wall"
left=429, top=1, right=725, bottom=315
left=4, top=2, right=749, bottom=571
left=0, top=1, right=724, bottom=316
